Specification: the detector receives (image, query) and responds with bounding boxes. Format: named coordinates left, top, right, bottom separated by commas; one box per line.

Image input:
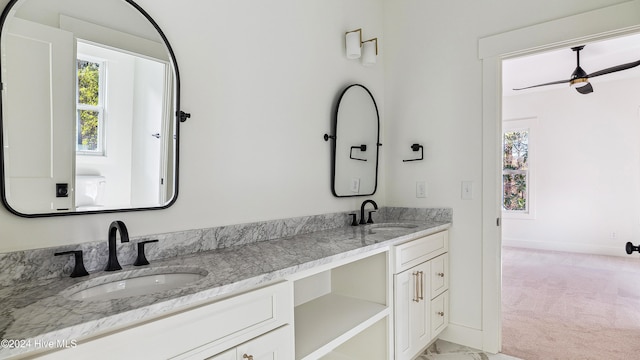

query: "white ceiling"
left=502, top=32, right=640, bottom=96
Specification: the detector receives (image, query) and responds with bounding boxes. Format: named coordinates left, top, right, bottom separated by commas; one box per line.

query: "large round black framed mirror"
left=0, top=0, right=185, bottom=217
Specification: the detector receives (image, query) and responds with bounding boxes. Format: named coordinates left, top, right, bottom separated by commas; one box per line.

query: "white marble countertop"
left=0, top=220, right=450, bottom=358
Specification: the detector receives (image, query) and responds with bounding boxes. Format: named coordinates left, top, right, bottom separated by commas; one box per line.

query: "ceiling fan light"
left=570, top=77, right=589, bottom=88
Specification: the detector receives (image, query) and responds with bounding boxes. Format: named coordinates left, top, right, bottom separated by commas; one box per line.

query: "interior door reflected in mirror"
left=0, top=0, right=182, bottom=216
left=330, top=84, right=380, bottom=197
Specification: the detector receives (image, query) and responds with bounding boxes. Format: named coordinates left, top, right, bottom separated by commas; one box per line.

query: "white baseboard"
left=502, top=237, right=625, bottom=257
left=438, top=323, right=484, bottom=351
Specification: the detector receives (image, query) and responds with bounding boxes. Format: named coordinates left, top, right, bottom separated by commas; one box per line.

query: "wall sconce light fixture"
left=362, top=38, right=378, bottom=66
left=345, top=28, right=378, bottom=65
left=345, top=28, right=362, bottom=59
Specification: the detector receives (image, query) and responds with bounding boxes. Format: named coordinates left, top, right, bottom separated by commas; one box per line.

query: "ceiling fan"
left=513, top=45, right=640, bottom=94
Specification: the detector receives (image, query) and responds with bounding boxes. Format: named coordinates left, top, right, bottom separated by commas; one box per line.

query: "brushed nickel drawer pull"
left=243, top=355, right=254, bottom=360
left=413, top=272, right=419, bottom=302
left=437, top=272, right=445, bottom=277
left=418, top=271, right=424, bottom=300
left=437, top=311, right=445, bottom=317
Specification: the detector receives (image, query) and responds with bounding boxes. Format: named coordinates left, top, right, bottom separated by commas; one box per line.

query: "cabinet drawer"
left=206, top=348, right=235, bottom=360
left=430, top=254, right=448, bottom=299
left=236, top=325, right=293, bottom=360
left=39, top=281, right=293, bottom=360
left=430, top=291, right=449, bottom=337
left=394, top=231, right=448, bottom=274
left=207, top=325, right=294, bottom=360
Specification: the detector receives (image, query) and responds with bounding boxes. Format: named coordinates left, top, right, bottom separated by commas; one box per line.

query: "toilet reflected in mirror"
left=75, top=175, right=106, bottom=211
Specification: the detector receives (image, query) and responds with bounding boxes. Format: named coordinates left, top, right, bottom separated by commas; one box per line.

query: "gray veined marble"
left=0, top=207, right=451, bottom=287
left=384, top=207, right=453, bottom=223
left=0, top=207, right=452, bottom=358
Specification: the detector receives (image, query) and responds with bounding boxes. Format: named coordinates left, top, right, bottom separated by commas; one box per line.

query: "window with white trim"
left=502, top=118, right=536, bottom=218
left=76, top=55, right=106, bottom=155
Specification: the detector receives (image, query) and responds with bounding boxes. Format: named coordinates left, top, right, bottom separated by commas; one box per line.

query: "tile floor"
left=418, top=340, right=522, bottom=360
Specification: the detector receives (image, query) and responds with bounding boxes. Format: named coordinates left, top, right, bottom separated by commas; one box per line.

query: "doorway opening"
left=499, top=32, right=640, bottom=359
left=479, top=3, right=640, bottom=354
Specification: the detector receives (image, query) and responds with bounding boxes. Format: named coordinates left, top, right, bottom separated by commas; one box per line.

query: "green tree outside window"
left=503, top=130, right=528, bottom=211
left=77, top=60, right=101, bottom=152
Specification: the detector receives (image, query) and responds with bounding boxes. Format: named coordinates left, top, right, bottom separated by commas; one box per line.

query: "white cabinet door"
left=2, top=18, right=75, bottom=213
left=394, top=261, right=430, bottom=360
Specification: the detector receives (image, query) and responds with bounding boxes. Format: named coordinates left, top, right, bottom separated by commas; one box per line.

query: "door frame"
left=479, top=0, right=640, bottom=353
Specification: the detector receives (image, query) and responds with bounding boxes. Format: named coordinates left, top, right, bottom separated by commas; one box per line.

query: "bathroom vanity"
left=0, top=220, right=450, bottom=360
left=0, top=0, right=452, bottom=357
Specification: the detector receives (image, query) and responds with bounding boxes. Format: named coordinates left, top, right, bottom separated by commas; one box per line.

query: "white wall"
left=502, top=77, right=640, bottom=256
left=2, top=0, right=636, bottom=352
left=0, top=0, right=385, bottom=251
left=382, top=0, right=630, bottom=349
left=15, top=0, right=162, bottom=42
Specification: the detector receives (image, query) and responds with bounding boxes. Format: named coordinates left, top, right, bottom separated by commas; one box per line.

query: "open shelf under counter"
left=294, top=292, right=389, bottom=360
left=293, top=249, right=390, bottom=360
left=318, top=316, right=389, bottom=360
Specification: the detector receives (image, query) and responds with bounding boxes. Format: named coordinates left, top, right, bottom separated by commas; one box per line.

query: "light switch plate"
left=461, top=181, right=473, bottom=200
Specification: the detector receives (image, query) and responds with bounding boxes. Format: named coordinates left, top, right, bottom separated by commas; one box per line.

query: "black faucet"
left=360, top=199, right=378, bottom=225
left=106, top=221, right=130, bottom=271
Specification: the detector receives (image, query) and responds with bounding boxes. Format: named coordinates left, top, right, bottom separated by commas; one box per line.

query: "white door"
left=2, top=18, right=74, bottom=213
left=130, top=56, right=166, bottom=207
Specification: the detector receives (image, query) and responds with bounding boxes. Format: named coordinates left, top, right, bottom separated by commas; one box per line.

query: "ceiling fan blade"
left=575, top=82, right=593, bottom=94
left=513, top=79, right=570, bottom=91
left=587, top=59, right=640, bottom=78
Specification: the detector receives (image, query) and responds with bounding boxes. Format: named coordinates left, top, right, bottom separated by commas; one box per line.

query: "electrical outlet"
left=416, top=181, right=426, bottom=198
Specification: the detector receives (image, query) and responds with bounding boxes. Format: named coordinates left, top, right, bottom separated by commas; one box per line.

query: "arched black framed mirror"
left=0, top=0, right=185, bottom=217
left=328, top=84, right=380, bottom=197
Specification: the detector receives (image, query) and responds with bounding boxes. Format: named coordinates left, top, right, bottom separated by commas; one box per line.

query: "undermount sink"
left=63, top=266, right=208, bottom=301
left=368, top=223, right=419, bottom=231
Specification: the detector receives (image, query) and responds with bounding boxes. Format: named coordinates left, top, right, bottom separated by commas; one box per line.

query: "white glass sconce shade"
left=362, top=38, right=377, bottom=66
left=345, top=29, right=362, bottom=59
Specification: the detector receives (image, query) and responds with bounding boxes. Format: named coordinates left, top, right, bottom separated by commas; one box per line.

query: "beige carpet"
left=502, top=247, right=640, bottom=359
